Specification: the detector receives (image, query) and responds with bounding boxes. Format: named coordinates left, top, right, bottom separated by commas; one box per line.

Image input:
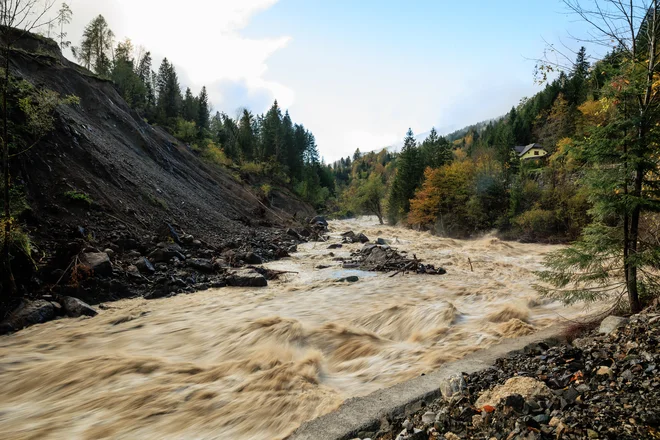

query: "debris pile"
left=342, top=243, right=446, bottom=276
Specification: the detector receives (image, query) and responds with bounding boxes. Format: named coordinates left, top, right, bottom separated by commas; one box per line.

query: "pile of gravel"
left=374, top=308, right=660, bottom=440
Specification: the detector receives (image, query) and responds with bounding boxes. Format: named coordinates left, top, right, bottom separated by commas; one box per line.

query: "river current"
left=0, top=217, right=589, bottom=439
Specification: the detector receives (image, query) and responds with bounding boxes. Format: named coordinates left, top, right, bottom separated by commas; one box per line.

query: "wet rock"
left=135, top=257, right=156, bottom=275
left=104, top=248, right=115, bottom=259
left=421, top=411, right=436, bottom=424
left=337, top=276, right=359, bottom=283
left=0, top=299, right=56, bottom=333
left=599, top=316, right=628, bottom=334
left=356, top=233, right=369, bottom=243
left=328, top=243, right=343, bottom=249
left=440, top=374, right=467, bottom=400
left=187, top=258, right=214, bottom=273
left=376, top=237, right=390, bottom=245
left=81, top=252, right=112, bottom=277
left=58, top=296, right=97, bottom=318
left=181, top=234, right=194, bottom=245
left=310, top=215, right=328, bottom=227
left=226, top=269, right=267, bottom=287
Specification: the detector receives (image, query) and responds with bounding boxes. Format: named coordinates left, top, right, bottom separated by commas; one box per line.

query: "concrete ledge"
left=288, top=325, right=568, bottom=440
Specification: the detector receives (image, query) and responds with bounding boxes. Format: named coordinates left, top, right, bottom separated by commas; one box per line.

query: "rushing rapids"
left=0, top=218, right=590, bottom=440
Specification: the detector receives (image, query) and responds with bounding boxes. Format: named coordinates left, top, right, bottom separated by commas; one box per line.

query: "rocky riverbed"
left=375, top=306, right=660, bottom=440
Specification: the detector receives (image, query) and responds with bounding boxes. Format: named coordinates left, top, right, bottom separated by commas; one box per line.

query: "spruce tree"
left=387, top=128, right=424, bottom=222
left=197, top=86, right=210, bottom=137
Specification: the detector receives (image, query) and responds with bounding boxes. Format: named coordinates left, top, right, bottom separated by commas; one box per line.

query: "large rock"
left=80, top=252, right=112, bottom=277
left=135, top=257, right=156, bottom=274
left=187, top=258, right=214, bottom=273
left=440, top=374, right=467, bottom=400
left=226, top=269, right=268, bottom=287
left=58, top=296, right=97, bottom=318
left=0, top=299, right=56, bottom=334
left=244, top=252, right=263, bottom=265
left=310, top=215, right=328, bottom=227
left=599, top=316, right=628, bottom=334
left=475, top=377, right=552, bottom=408
left=356, top=233, right=370, bottom=243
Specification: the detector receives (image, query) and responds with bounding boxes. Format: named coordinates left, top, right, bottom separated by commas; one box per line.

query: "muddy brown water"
left=0, top=218, right=590, bottom=439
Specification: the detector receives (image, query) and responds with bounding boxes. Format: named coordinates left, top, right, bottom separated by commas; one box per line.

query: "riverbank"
left=367, top=307, right=660, bottom=440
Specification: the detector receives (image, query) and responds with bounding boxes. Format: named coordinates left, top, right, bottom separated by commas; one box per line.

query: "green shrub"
left=64, top=191, right=93, bottom=206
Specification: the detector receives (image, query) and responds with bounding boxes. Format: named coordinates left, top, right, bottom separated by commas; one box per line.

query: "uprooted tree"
left=536, top=0, right=660, bottom=313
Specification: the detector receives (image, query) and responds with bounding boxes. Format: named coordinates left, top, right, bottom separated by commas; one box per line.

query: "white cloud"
left=66, top=0, right=291, bottom=111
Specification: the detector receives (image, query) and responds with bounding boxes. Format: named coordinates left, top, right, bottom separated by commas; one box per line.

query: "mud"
left=0, top=217, right=591, bottom=439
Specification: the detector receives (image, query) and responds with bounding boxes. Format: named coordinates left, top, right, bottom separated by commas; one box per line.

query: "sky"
left=60, top=0, right=594, bottom=162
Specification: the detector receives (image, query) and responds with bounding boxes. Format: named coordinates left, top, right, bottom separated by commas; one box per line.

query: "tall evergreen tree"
left=260, top=100, right=282, bottom=161
left=387, top=128, right=424, bottom=222
left=197, top=86, right=210, bottom=136
left=73, top=15, right=114, bottom=76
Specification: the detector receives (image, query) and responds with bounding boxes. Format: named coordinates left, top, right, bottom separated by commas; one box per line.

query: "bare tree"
left=1, top=0, right=57, bottom=296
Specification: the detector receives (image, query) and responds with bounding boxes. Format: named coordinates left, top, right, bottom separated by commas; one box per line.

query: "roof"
left=516, top=143, right=544, bottom=156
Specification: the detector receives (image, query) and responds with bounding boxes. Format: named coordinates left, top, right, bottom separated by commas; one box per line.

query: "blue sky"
left=65, top=0, right=594, bottom=161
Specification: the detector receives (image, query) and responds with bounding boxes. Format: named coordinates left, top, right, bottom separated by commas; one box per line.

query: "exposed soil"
left=0, top=29, right=315, bottom=322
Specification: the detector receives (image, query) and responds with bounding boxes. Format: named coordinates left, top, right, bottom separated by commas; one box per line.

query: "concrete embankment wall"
left=289, top=325, right=569, bottom=440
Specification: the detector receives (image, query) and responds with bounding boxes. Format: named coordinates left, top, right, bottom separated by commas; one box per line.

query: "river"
left=0, top=217, right=589, bottom=439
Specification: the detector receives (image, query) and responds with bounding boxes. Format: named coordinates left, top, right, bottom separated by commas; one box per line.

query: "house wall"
left=521, top=148, right=548, bottom=160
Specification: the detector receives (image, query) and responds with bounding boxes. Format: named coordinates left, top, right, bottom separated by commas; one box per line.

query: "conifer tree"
left=74, top=15, right=114, bottom=76
left=197, top=86, right=210, bottom=136
left=387, top=128, right=424, bottom=222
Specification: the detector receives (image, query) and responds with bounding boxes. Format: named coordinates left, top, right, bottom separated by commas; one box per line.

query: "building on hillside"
left=512, top=143, right=548, bottom=161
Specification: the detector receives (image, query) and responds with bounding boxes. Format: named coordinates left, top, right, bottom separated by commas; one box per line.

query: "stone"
left=58, top=296, right=97, bottom=318
left=0, top=299, right=56, bottom=334
left=533, top=414, right=550, bottom=424
left=135, top=257, right=156, bottom=275
left=422, top=411, right=436, bottom=424
left=244, top=252, right=263, bottom=265
left=187, top=258, right=214, bottom=273
left=587, top=429, right=599, bottom=439
left=596, top=366, right=612, bottom=376
left=356, top=233, right=369, bottom=243
left=310, top=215, right=328, bottom=227
left=328, top=243, right=343, bottom=249
left=475, top=377, right=552, bottom=408
left=226, top=269, right=268, bottom=287
left=440, top=374, right=467, bottom=400
left=599, top=316, right=628, bottom=334
left=104, top=248, right=115, bottom=259
left=181, top=234, right=194, bottom=245
left=191, top=239, right=202, bottom=248
left=337, top=276, right=359, bottom=283
left=148, top=246, right=186, bottom=263
left=80, top=252, right=112, bottom=277
left=376, top=237, right=390, bottom=245
left=286, top=228, right=302, bottom=240
left=127, top=250, right=141, bottom=258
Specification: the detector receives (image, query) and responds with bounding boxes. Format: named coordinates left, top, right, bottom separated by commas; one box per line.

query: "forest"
left=69, top=14, right=335, bottom=207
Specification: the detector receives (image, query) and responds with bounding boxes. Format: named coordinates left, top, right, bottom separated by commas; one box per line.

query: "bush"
left=64, top=191, right=92, bottom=206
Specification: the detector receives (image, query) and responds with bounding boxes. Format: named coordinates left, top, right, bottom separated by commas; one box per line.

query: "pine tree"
left=56, top=2, right=73, bottom=49
left=387, top=128, right=424, bottom=222
left=420, top=127, right=452, bottom=169
left=182, top=88, right=197, bottom=121
left=237, top=109, right=256, bottom=161
left=197, top=86, right=210, bottom=137
left=260, top=100, right=282, bottom=161
left=155, top=58, right=182, bottom=125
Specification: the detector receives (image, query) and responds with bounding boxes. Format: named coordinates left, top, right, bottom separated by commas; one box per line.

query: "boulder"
left=0, top=299, right=56, bottom=334
left=328, top=243, right=343, bottom=249
left=356, top=233, right=370, bottom=243
left=58, top=296, right=97, bottom=318
left=599, top=316, right=628, bottom=334
left=187, top=258, right=214, bottom=273
left=376, top=238, right=390, bottom=245
left=226, top=269, right=268, bottom=287
left=286, top=228, right=302, bottom=240
left=310, top=215, right=328, bottom=227
left=440, top=374, right=467, bottom=400
left=181, top=234, right=195, bottom=245
left=135, top=257, right=156, bottom=275
left=80, top=252, right=112, bottom=277
left=337, top=276, right=359, bottom=283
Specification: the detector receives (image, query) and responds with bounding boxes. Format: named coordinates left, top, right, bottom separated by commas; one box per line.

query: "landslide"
left=1, top=29, right=315, bottom=314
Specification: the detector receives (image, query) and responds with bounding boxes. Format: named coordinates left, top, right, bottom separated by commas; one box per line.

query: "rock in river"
left=80, top=251, right=112, bottom=277
left=226, top=269, right=268, bottom=287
